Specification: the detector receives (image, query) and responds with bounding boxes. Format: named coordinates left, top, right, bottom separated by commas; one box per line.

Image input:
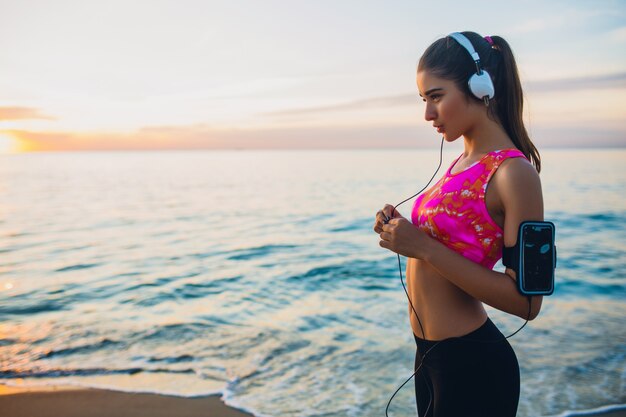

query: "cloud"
left=6, top=118, right=626, bottom=152
left=263, top=94, right=416, bottom=117
left=529, top=126, right=626, bottom=148
left=608, top=26, right=626, bottom=42
left=508, top=8, right=614, bottom=34
left=0, top=106, right=56, bottom=121
left=509, top=17, right=550, bottom=34
left=526, top=72, right=626, bottom=92
left=5, top=124, right=432, bottom=151
left=262, top=71, right=626, bottom=119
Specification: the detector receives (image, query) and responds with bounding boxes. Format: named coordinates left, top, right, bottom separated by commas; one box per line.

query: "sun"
left=0, top=133, right=20, bottom=153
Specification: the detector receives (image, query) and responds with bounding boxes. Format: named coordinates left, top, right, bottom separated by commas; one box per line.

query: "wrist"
left=420, top=236, right=439, bottom=263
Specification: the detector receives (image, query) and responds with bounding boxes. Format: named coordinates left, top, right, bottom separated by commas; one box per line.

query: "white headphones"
left=448, top=32, right=495, bottom=105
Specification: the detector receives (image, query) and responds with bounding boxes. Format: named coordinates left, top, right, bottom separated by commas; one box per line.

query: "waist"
left=413, top=318, right=515, bottom=368
left=407, top=258, right=488, bottom=340
left=413, top=317, right=503, bottom=349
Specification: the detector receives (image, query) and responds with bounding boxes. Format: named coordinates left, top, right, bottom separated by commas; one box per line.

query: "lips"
left=435, top=125, right=444, bottom=133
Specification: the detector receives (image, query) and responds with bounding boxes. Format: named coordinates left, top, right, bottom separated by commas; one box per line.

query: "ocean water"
left=0, top=148, right=624, bottom=417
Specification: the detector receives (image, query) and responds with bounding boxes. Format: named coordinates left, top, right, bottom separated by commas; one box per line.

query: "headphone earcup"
left=468, top=71, right=495, bottom=100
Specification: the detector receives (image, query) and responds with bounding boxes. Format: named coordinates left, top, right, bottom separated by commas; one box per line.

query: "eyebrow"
left=418, top=87, right=444, bottom=97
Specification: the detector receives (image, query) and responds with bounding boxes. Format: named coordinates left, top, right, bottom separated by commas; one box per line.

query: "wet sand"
left=1, top=383, right=624, bottom=416
left=0, top=384, right=256, bottom=417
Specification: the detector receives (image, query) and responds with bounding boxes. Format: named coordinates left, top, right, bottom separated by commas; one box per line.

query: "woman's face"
left=416, top=70, right=481, bottom=142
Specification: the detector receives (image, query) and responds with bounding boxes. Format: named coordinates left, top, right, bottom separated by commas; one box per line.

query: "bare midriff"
left=406, top=257, right=489, bottom=341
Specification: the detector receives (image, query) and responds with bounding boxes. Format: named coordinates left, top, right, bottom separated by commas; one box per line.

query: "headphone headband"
left=448, top=32, right=481, bottom=64
left=448, top=32, right=495, bottom=104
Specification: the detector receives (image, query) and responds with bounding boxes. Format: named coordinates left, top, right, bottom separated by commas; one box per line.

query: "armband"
left=502, top=221, right=557, bottom=296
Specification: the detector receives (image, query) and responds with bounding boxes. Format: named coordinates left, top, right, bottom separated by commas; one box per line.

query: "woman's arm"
left=422, top=158, right=544, bottom=320
left=424, top=240, right=542, bottom=320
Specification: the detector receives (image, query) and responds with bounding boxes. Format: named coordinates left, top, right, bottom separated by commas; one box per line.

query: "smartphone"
left=518, top=221, right=556, bottom=295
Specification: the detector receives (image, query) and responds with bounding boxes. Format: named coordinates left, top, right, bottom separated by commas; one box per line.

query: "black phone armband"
left=502, top=221, right=557, bottom=296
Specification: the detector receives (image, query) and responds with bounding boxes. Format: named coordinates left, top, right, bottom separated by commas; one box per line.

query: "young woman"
left=373, top=31, right=544, bottom=416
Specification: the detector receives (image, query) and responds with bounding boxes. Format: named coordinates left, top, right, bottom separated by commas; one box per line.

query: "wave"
left=41, top=338, right=124, bottom=359
left=0, top=299, right=66, bottom=315
left=285, top=259, right=398, bottom=291
left=0, top=367, right=196, bottom=379
left=552, top=210, right=625, bottom=232
left=136, top=320, right=238, bottom=343
left=227, top=244, right=300, bottom=261
left=545, top=403, right=626, bottom=417
left=556, top=280, right=626, bottom=297
left=54, top=263, right=101, bottom=272
left=121, top=274, right=244, bottom=306
left=329, top=219, right=370, bottom=233
left=1, top=271, right=244, bottom=314
left=0, top=338, right=17, bottom=346
left=296, top=314, right=343, bottom=332
left=146, top=354, right=196, bottom=364
left=257, top=339, right=312, bottom=368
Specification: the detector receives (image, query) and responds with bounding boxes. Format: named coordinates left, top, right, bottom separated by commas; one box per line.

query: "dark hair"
left=418, top=31, right=541, bottom=173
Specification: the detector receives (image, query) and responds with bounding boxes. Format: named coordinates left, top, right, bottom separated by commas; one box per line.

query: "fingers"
left=374, top=205, right=399, bottom=233
left=373, top=214, right=384, bottom=233
left=372, top=210, right=384, bottom=232
left=383, top=204, right=395, bottom=219
left=383, top=204, right=403, bottom=221
left=374, top=202, right=406, bottom=234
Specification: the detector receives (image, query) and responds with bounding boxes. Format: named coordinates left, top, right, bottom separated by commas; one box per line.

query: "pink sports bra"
left=411, top=148, right=528, bottom=269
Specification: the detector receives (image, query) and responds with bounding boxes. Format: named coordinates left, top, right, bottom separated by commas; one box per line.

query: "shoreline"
left=556, top=405, right=626, bottom=417
left=0, top=384, right=257, bottom=417
left=1, top=384, right=624, bottom=417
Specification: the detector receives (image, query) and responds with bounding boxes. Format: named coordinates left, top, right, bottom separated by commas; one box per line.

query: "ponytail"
left=489, top=36, right=541, bottom=173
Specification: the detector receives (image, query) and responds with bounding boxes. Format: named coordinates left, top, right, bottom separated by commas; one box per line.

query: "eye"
left=421, top=94, right=442, bottom=103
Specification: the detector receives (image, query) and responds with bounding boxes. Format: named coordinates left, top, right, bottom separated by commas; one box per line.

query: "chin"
left=443, top=132, right=461, bottom=142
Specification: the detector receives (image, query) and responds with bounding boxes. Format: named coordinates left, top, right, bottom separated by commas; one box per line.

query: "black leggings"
left=414, top=318, right=520, bottom=417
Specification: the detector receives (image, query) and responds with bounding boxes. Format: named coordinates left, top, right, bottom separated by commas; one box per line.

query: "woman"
left=373, top=31, right=544, bottom=416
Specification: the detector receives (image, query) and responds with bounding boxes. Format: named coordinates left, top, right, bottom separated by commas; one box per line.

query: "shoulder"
left=494, top=156, right=541, bottom=192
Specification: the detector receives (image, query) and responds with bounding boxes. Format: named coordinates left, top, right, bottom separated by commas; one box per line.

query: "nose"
left=424, top=102, right=436, bottom=122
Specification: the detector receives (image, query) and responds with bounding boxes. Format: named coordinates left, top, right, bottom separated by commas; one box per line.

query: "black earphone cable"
left=381, top=137, right=532, bottom=416
left=387, top=136, right=446, bottom=339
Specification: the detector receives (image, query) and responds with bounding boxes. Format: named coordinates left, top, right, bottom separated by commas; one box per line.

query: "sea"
left=0, top=147, right=624, bottom=417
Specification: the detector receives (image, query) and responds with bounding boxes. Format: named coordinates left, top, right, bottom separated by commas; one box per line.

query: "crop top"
left=411, top=148, right=529, bottom=269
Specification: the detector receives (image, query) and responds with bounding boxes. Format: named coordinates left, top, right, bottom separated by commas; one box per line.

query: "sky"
left=0, top=0, right=625, bottom=152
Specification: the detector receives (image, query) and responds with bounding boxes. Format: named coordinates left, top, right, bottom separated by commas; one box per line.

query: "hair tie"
left=484, top=36, right=494, bottom=46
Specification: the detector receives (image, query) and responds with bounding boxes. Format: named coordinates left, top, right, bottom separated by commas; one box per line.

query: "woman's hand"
left=373, top=204, right=403, bottom=234
left=378, top=217, right=433, bottom=260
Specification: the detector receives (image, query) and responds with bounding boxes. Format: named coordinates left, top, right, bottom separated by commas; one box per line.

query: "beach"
left=0, top=384, right=255, bottom=417
left=1, top=384, right=625, bottom=417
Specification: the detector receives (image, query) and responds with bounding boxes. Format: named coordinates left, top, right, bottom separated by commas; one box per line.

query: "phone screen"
left=521, top=223, right=555, bottom=293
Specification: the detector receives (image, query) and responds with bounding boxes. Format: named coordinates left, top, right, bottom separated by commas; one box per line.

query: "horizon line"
left=3, top=144, right=625, bottom=154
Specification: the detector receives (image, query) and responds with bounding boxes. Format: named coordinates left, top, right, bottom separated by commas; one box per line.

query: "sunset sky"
left=1, top=0, right=625, bottom=152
